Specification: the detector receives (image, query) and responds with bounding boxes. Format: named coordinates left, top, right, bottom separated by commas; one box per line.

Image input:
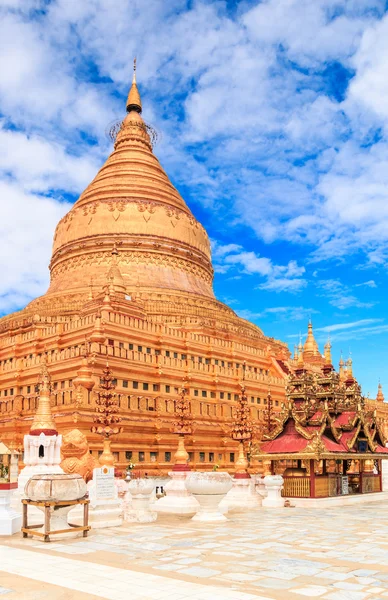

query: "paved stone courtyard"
left=1, top=501, right=388, bottom=599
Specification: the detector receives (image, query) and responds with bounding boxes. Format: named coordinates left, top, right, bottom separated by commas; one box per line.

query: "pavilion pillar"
left=309, top=459, right=315, bottom=498
left=379, top=459, right=382, bottom=492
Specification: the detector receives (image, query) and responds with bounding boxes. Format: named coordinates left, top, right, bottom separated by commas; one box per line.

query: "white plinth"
left=13, top=433, right=64, bottom=524
left=253, top=475, right=267, bottom=498
left=262, top=475, right=284, bottom=508
left=0, top=489, right=22, bottom=536
left=219, top=477, right=261, bottom=512
left=155, top=471, right=199, bottom=515
left=35, top=504, right=81, bottom=539
left=191, top=494, right=228, bottom=522
left=68, top=467, right=122, bottom=529
left=125, top=479, right=156, bottom=523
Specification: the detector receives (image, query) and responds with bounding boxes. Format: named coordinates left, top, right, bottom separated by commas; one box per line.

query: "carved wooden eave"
left=291, top=404, right=307, bottom=426
left=263, top=403, right=291, bottom=441
left=339, top=412, right=360, bottom=431
left=294, top=419, right=313, bottom=440
left=376, top=420, right=387, bottom=447
left=326, top=413, right=342, bottom=442
left=301, top=431, right=326, bottom=458
left=346, top=421, right=362, bottom=451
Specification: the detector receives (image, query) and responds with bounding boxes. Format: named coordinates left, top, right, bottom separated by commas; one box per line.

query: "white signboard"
left=94, top=467, right=115, bottom=499
left=341, top=476, right=349, bottom=495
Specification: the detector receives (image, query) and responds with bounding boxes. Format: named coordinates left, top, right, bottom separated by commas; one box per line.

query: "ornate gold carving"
left=302, top=432, right=326, bottom=457
left=50, top=250, right=213, bottom=285
left=60, top=429, right=97, bottom=482
left=82, top=203, right=99, bottom=216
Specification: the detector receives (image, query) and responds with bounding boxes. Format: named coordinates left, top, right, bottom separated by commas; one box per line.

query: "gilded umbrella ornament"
left=231, top=383, right=253, bottom=477
left=172, top=386, right=192, bottom=471
left=91, top=364, right=123, bottom=466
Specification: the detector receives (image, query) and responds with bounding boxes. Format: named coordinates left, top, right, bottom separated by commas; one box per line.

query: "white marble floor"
left=2, top=501, right=388, bottom=599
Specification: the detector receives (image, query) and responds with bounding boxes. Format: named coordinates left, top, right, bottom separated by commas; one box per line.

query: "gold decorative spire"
left=30, top=358, right=57, bottom=436
left=126, top=57, right=142, bottom=113
left=106, top=243, right=126, bottom=295
left=303, top=320, right=319, bottom=356
left=90, top=314, right=106, bottom=344
left=339, top=353, right=345, bottom=380
left=346, top=356, right=353, bottom=377
left=324, top=337, right=332, bottom=364
left=297, top=347, right=304, bottom=367
left=377, top=381, right=384, bottom=402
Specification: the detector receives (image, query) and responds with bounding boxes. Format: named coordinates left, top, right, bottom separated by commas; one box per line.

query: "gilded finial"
left=126, top=57, right=142, bottom=113
left=377, top=381, right=384, bottom=402
left=346, top=354, right=353, bottom=376
left=324, top=336, right=332, bottom=364
left=303, top=320, right=319, bottom=356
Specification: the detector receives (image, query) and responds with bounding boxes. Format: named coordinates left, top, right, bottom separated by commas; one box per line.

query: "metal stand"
left=21, top=497, right=90, bottom=542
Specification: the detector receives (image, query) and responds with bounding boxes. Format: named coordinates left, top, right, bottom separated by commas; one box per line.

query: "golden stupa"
left=0, top=64, right=385, bottom=471
left=30, top=62, right=220, bottom=321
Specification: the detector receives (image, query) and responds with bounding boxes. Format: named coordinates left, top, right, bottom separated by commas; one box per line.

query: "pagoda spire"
left=303, top=320, right=319, bottom=357
left=377, top=381, right=384, bottom=402
left=346, top=355, right=353, bottom=377
left=324, top=337, right=332, bottom=364
left=30, top=358, right=57, bottom=436
left=126, top=57, right=142, bottom=113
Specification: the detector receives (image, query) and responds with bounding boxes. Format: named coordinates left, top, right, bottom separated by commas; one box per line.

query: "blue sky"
left=1, top=0, right=388, bottom=397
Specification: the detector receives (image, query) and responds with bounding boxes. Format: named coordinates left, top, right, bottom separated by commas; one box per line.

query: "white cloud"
left=0, top=181, right=69, bottom=313
left=212, top=243, right=306, bottom=293
left=317, top=278, right=375, bottom=309
left=315, top=318, right=383, bottom=332
left=0, top=125, right=99, bottom=193
left=355, top=280, right=377, bottom=288
left=243, top=0, right=382, bottom=66
left=347, top=15, right=388, bottom=124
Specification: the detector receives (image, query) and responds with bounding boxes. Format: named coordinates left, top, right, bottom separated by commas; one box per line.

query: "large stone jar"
left=25, top=473, right=87, bottom=537
left=125, top=478, right=156, bottom=523
left=185, top=472, right=233, bottom=522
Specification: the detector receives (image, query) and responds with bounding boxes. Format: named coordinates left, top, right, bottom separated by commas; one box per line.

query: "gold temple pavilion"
left=254, top=346, right=388, bottom=498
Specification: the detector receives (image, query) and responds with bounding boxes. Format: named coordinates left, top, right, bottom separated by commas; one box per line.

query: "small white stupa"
left=17, top=359, right=63, bottom=495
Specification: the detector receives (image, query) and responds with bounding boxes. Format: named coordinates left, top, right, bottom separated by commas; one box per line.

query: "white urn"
left=185, top=472, right=233, bottom=522
left=25, top=473, right=86, bottom=502
left=25, top=473, right=87, bottom=537
left=125, top=478, right=156, bottom=523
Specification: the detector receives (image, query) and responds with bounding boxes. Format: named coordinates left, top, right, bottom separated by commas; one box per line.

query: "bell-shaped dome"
left=44, top=68, right=214, bottom=304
